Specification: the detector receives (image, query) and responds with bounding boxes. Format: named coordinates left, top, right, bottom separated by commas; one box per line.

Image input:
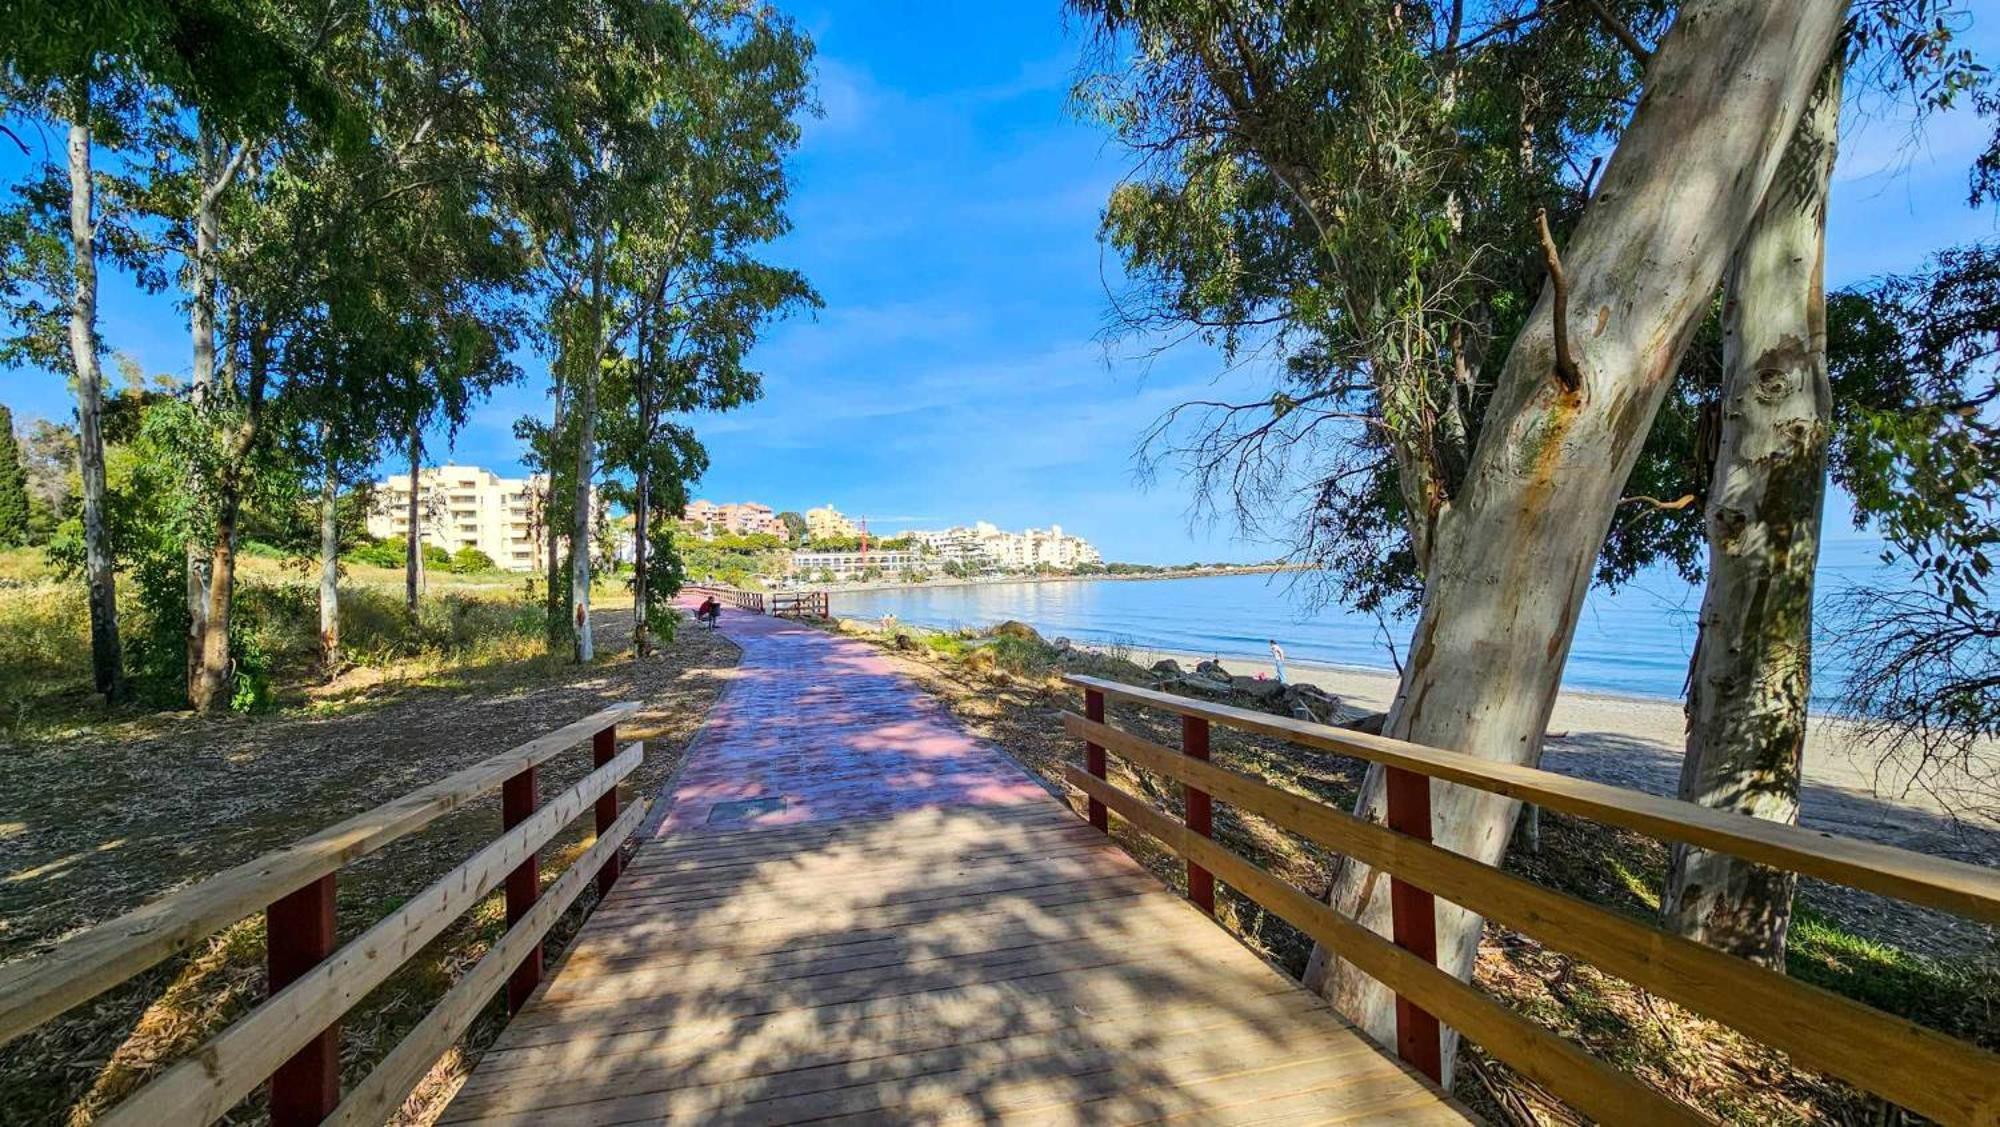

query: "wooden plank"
left=325, top=796, right=650, bottom=1127
left=582, top=872, right=1163, bottom=945
left=98, top=745, right=642, bottom=1126
left=1071, top=714, right=2000, bottom=1127
left=0, top=701, right=639, bottom=1047
left=487, top=935, right=1304, bottom=1055
left=457, top=980, right=1333, bottom=1092
left=1067, top=675, right=2000, bottom=926
left=1063, top=764, right=1709, bottom=1127
left=445, top=990, right=1372, bottom=1120
left=444, top=1016, right=1400, bottom=1126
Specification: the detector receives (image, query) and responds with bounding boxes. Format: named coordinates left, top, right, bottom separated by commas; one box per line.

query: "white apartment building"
left=806, top=504, right=856, bottom=540
left=368, top=465, right=582, bottom=572
left=791, top=547, right=922, bottom=580
left=898, top=521, right=1101, bottom=573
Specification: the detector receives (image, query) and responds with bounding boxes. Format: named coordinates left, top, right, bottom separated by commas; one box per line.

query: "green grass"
left=1789, top=908, right=1998, bottom=1048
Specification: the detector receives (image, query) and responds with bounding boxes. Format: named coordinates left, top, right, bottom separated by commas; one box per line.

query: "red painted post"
left=1385, top=765, right=1443, bottom=1083
left=1182, top=715, right=1214, bottom=914
left=592, top=724, right=622, bottom=895
left=1084, top=689, right=1107, bottom=831
left=267, top=874, right=338, bottom=1126
left=502, top=765, right=542, bottom=1014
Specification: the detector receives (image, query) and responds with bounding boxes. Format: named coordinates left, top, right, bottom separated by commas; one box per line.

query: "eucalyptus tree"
left=1080, top=0, right=1849, bottom=1064
left=0, top=74, right=160, bottom=701
left=158, top=0, right=525, bottom=709
left=515, top=0, right=811, bottom=663
left=598, top=6, right=817, bottom=657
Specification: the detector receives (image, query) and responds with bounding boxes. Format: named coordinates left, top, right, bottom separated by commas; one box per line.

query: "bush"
left=449, top=546, right=498, bottom=574
left=347, top=537, right=405, bottom=569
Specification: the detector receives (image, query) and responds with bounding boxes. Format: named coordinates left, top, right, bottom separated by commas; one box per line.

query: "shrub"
left=347, top=537, right=405, bottom=569
left=449, top=546, right=498, bottom=574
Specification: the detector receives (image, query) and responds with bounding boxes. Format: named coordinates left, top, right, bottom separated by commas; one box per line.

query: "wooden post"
left=1085, top=689, right=1108, bottom=832
left=592, top=725, right=622, bottom=895
left=502, top=766, right=542, bottom=1013
left=1182, top=715, right=1215, bottom=914
left=267, top=874, right=338, bottom=1126
left=1385, top=765, right=1443, bottom=1082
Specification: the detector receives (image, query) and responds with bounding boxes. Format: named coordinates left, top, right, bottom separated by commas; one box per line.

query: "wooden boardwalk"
left=441, top=607, right=1466, bottom=1125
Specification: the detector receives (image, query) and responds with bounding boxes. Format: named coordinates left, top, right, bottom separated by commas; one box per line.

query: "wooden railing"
left=770, top=590, right=830, bottom=619
left=686, top=584, right=765, bottom=613
left=1061, top=675, right=2000, bottom=1126
left=0, top=702, right=645, bottom=1126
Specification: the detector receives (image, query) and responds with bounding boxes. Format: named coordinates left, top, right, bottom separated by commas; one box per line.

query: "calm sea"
left=832, top=538, right=1900, bottom=704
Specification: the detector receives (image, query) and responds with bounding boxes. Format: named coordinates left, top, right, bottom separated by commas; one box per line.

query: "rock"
left=1149, top=658, right=1184, bottom=677
left=892, top=632, right=916, bottom=651
left=990, top=620, right=1041, bottom=642
left=1232, top=676, right=1285, bottom=702
left=1051, top=636, right=1073, bottom=650
left=1339, top=710, right=1389, bottom=735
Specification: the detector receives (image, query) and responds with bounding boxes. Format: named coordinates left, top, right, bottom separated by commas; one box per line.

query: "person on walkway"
left=697, top=596, right=722, bottom=629
left=1269, top=639, right=1288, bottom=685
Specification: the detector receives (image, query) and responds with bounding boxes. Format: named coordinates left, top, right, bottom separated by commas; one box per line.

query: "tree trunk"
left=1301, top=0, right=1850, bottom=1075
left=189, top=329, right=267, bottom=713
left=185, top=128, right=244, bottom=698
left=405, top=422, right=424, bottom=612
left=1663, top=60, right=1843, bottom=969
left=570, top=236, right=606, bottom=663
left=65, top=87, right=125, bottom=703
left=570, top=367, right=596, bottom=661
left=318, top=454, right=341, bottom=677
left=633, top=458, right=652, bottom=659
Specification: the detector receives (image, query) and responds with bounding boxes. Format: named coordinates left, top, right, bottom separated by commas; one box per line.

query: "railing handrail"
left=0, top=702, right=644, bottom=1126
left=1066, top=675, right=2000, bottom=925
left=1062, top=674, right=2000, bottom=1125
left=0, top=701, right=640, bottom=1048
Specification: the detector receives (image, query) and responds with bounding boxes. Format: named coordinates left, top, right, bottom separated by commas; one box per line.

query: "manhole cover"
left=706, top=797, right=788, bottom=825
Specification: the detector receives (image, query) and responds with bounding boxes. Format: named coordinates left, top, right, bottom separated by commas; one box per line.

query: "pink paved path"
left=655, top=599, right=1049, bottom=836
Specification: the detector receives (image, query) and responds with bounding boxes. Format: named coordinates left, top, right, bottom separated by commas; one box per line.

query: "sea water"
left=832, top=537, right=1903, bottom=705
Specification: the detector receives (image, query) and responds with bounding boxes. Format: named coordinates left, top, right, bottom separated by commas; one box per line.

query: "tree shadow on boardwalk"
left=446, top=807, right=1450, bottom=1125
left=439, top=609, right=1457, bottom=1125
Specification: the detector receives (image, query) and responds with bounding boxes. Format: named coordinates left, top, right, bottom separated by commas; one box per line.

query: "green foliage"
left=0, top=406, right=28, bottom=548
left=347, top=536, right=405, bottom=569
left=448, top=546, right=498, bottom=574
left=776, top=510, right=806, bottom=543
left=1823, top=243, right=2000, bottom=782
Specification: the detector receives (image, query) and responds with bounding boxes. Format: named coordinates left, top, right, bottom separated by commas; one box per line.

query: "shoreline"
left=811, top=563, right=1293, bottom=595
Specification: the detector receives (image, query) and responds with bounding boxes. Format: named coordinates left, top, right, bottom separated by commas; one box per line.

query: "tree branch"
left=1620, top=493, right=1695, bottom=511
left=1578, top=0, right=1653, bottom=66
left=1536, top=208, right=1582, bottom=392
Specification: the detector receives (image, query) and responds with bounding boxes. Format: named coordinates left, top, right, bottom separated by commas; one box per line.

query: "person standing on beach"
left=1269, top=640, right=1288, bottom=685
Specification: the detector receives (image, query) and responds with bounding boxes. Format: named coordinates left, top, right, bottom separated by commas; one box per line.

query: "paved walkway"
left=440, top=603, right=1465, bottom=1125
left=658, top=606, right=1049, bottom=834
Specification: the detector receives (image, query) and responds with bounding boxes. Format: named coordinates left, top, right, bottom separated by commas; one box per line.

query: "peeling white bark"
left=1303, top=0, right=1851, bottom=1076
left=1664, top=61, right=1842, bottom=968
left=66, top=90, right=124, bottom=702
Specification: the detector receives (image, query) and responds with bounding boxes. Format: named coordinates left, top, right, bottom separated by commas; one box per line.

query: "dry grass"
left=849, top=620, right=1999, bottom=1127
left=0, top=604, right=738, bottom=1126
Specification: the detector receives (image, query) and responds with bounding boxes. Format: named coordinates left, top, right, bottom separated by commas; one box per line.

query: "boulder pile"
left=1147, top=658, right=1341, bottom=724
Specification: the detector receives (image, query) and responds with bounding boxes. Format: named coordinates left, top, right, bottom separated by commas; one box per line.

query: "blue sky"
left=2, top=4, right=1995, bottom=564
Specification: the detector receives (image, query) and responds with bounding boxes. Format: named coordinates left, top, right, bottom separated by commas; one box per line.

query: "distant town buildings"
left=805, top=504, right=856, bottom=540
left=790, top=547, right=923, bottom=580
left=367, top=465, right=557, bottom=571
left=787, top=518, right=1101, bottom=581
left=684, top=499, right=781, bottom=538
left=899, top=521, right=1101, bottom=572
